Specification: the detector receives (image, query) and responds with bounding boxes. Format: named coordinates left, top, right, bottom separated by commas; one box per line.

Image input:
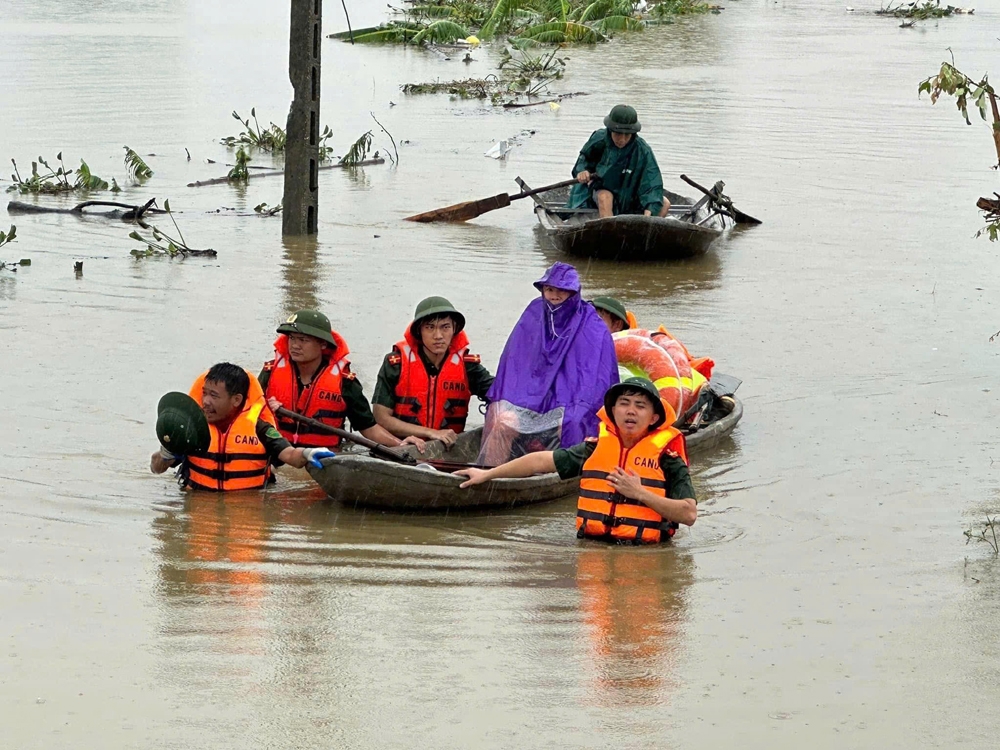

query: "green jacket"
left=567, top=129, right=664, bottom=215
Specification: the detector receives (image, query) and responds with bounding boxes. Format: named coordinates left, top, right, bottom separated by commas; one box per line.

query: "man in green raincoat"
left=567, top=104, right=669, bottom=219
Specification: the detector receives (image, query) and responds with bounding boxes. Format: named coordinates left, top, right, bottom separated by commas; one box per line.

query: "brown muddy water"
left=3, top=1, right=1000, bottom=747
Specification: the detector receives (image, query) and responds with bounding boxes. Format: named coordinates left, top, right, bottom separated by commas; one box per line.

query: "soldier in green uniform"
left=258, top=309, right=424, bottom=451
left=372, top=297, right=494, bottom=447
left=567, top=104, right=669, bottom=219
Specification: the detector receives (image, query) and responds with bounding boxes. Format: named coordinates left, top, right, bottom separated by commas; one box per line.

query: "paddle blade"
left=405, top=192, right=511, bottom=223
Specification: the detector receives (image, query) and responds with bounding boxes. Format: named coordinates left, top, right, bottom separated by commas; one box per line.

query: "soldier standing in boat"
left=372, top=297, right=494, bottom=448
left=567, top=104, right=670, bottom=219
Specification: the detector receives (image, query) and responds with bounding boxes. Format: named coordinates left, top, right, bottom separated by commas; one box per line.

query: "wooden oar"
left=276, top=407, right=418, bottom=465
left=275, top=407, right=491, bottom=472
left=679, top=174, right=762, bottom=225
left=404, top=178, right=578, bottom=223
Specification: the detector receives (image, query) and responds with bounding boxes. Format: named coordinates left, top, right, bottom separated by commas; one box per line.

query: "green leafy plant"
left=7, top=153, right=109, bottom=194
left=123, top=146, right=154, bottom=181
left=75, top=159, right=109, bottom=191
left=318, top=125, right=335, bottom=162
left=221, top=108, right=288, bottom=152
left=340, top=131, right=374, bottom=166
left=0, top=225, right=15, bottom=249
left=919, top=57, right=1000, bottom=241
left=228, top=146, right=251, bottom=182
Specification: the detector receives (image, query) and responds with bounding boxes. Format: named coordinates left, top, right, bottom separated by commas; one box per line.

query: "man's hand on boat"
left=429, top=429, right=458, bottom=447
left=455, top=451, right=558, bottom=488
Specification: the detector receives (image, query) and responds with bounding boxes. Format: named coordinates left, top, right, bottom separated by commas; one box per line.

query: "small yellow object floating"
left=465, top=35, right=480, bottom=46
left=549, top=102, right=561, bottom=111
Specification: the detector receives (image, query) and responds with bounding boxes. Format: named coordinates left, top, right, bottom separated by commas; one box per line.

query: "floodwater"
left=3, top=0, right=1000, bottom=746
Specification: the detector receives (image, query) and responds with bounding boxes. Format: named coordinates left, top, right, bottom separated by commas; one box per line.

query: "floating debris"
left=875, top=1, right=968, bottom=19
left=129, top=199, right=216, bottom=258
left=7, top=154, right=108, bottom=194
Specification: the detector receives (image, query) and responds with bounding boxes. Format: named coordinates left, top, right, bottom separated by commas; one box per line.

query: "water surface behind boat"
left=3, top=1, right=1000, bottom=747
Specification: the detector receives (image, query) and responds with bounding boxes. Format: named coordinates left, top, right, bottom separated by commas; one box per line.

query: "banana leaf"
left=411, top=19, right=472, bottom=45
left=515, top=20, right=605, bottom=44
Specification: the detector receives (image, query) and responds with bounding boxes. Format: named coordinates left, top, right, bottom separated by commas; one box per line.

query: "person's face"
left=597, top=309, right=626, bottom=334
left=420, top=316, right=456, bottom=356
left=611, top=131, right=633, bottom=148
left=612, top=392, right=659, bottom=440
left=542, top=285, right=572, bottom=306
left=201, top=379, right=244, bottom=425
left=287, top=333, right=325, bottom=363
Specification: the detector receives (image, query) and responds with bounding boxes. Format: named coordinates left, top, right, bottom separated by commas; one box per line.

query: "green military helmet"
left=410, top=296, right=466, bottom=337
left=604, top=376, right=668, bottom=427
left=604, top=104, right=642, bottom=134
left=156, top=392, right=210, bottom=455
left=276, top=309, right=337, bottom=347
left=591, top=296, right=630, bottom=328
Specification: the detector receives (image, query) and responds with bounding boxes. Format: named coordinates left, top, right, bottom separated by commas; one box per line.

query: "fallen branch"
left=186, top=157, right=386, bottom=187
left=502, top=91, right=589, bottom=109
left=7, top=198, right=163, bottom=221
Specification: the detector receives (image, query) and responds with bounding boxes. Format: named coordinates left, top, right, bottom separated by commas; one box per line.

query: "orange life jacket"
left=263, top=332, right=352, bottom=448
left=576, top=407, right=688, bottom=544
left=390, top=327, right=477, bottom=434
left=182, top=370, right=274, bottom=492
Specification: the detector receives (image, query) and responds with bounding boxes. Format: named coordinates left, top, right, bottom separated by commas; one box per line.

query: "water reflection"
left=576, top=547, right=694, bottom=706
left=280, top=235, right=322, bottom=313
left=534, top=229, right=724, bottom=299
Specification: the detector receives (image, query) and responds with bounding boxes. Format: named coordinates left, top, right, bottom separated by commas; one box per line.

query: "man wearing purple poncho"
left=484, top=262, right=619, bottom=452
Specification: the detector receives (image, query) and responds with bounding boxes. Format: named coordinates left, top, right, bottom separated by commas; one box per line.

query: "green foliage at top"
left=918, top=58, right=1000, bottom=241
left=7, top=153, right=109, bottom=194
left=919, top=62, right=994, bottom=127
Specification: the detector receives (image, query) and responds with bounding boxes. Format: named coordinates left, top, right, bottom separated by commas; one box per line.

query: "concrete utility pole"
left=282, top=0, right=322, bottom=236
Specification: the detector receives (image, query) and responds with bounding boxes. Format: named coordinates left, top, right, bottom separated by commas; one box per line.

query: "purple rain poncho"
left=486, top=262, right=619, bottom=447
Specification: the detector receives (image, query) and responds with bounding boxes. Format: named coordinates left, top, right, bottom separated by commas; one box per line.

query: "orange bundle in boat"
left=614, top=329, right=694, bottom=416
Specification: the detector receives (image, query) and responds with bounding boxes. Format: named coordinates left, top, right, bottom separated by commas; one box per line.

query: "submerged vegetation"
left=919, top=58, right=1000, bottom=241
left=7, top=148, right=159, bottom=194
left=876, top=1, right=967, bottom=19
left=0, top=225, right=15, bottom=250
left=331, top=0, right=717, bottom=47
left=7, top=154, right=108, bottom=194
left=129, top=199, right=216, bottom=258
left=0, top=225, right=29, bottom=273
left=965, top=516, right=1000, bottom=555
left=123, top=146, right=154, bottom=182
left=403, top=46, right=568, bottom=105
left=221, top=109, right=336, bottom=161
left=228, top=146, right=252, bottom=183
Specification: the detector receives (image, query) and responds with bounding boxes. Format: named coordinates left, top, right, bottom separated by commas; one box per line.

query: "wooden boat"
left=307, top=393, right=743, bottom=511
left=519, top=177, right=732, bottom=261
